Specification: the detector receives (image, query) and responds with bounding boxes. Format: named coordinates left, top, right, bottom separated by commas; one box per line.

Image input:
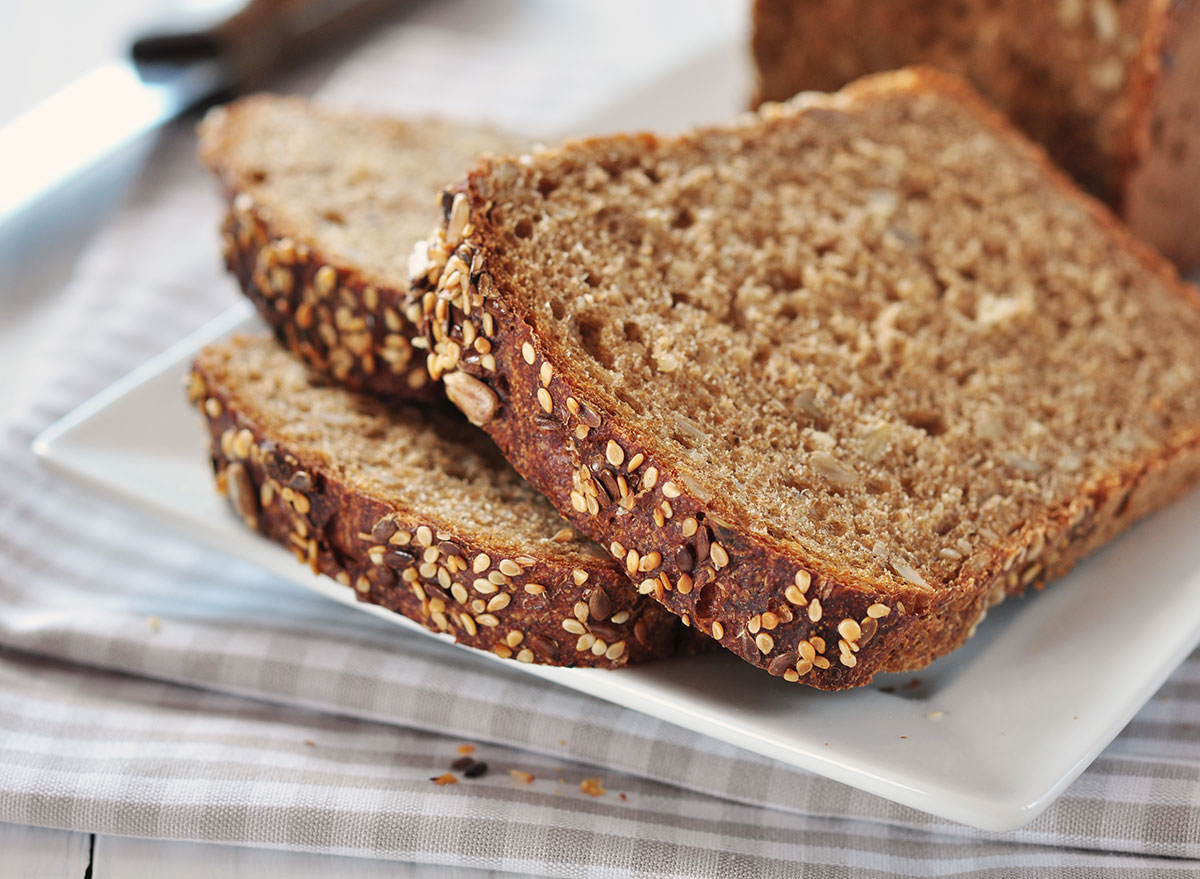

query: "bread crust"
left=188, top=348, right=690, bottom=669
left=410, top=69, right=1200, bottom=689
left=218, top=196, right=438, bottom=401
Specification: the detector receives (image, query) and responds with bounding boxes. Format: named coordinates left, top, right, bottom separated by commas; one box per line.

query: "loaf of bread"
left=197, top=95, right=524, bottom=399
left=410, top=68, right=1200, bottom=689
left=751, top=0, right=1200, bottom=271
left=188, top=335, right=689, bottom=668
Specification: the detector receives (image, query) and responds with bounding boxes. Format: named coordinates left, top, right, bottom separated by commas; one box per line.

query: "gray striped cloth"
left=1, top=5, right=1199, bottom=876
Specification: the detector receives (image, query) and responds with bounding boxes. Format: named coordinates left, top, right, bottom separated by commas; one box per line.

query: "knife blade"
left=0, top=0, right=398, bottom=227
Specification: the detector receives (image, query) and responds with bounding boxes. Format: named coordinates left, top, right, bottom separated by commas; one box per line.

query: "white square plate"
left=34, top=302, right=1200, bottom=831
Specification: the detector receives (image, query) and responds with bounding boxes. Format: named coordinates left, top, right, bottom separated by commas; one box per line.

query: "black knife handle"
left=132, top=0, right=401, bottom=89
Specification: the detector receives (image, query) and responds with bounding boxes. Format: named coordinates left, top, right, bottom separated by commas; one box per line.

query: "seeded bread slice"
left=197, top=95, right=524, bottom=400
left=750, top=0, right=1200, bottom=271
left=410, top=68, right=1200, bottom=689
left=188, top=335, right=688, bottom=668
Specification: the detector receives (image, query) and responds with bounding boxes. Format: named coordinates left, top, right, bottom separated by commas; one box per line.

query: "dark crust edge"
left=220, top=194, right=441, bottom=402
left=187, top=359, right=692, bottom=669
left=411, top=67, right=1200, bottom=689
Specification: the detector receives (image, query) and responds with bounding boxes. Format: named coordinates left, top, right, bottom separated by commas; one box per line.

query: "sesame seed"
left=470, top=599, right=486, bottom=614
left=572, top=569, right=589, bottom=585
left=525, top=583, right=545, bottom=595
left=813, top=656, right=831, bottom=670
left=609, top=541, right=625, bottom=559
left=798, top=640, right=816, bottom=662
left=794, top=570, right=812, bottom=593
left=676, top=573, right=693, bottom=594
left=540, top=361, right=554, bottom=385
left=499, top=559, right=522, bottom=577
left=605, top=641, right=626, bottom=661
left=712, top=621, right=724, bottom=639
left=605, top=440, right=625, bottom=467
left=487, top=570, right=508, bottom=586
left=761, top=612, right=779, bottom=630
left=522, top=342, right=536, bottom=364
left=516, top=649, right=534, bottom=663
left=642, top=467, right=658, bottom=490
left=838, top=619, right=862, bottom=641
left=451, top=583, right=468, bottom=604
left=784, top=584, right=808, bottom=606
left=783, top=669, right=800, bottom=682
left=570, top=491, right=586, bottom=512
left=808, top=599, right=823, bottom=622
left=472, top=554, right=491, bottom=574
left=577, top=633, right=596, bottom=652
left=662, top=482, right=681, bottom=498
left=472, top=578, right=498, bottom=595
left=681, top=517, right=698, bottom=538
left=537, top=388, right=553, bottom=413
left=795, top=660, right=813, bottom=677
left=839, top=650, right=858, bottom=668
left=638, top=551, right=662, bottom=572
left=652, top=509, right=665, bottom=528
left=625, top=549, right=640, bottom=575
left=461, top=614, right=478, bottom=636
left=475, top=614, right=499, bottom=628
left=573, top=601, right=589, bottom=623
left=204, top=397, right=222, bottom=418
left=755, top=633, right=775, bottom=654
left=590, top=639, right=607, bottom=657
left=314, top=265, right=337, bottom=295
left=416, top=526, right=433, bottom=546
left=710, top=544, right=729, bottom=569
left=487, top=593, right=511, bottom=612
left=610, top=611, right=630, bottom=625
left=562, top=619, right=586, bottom=635
left=638, top=579, right=657, bottom=595
left=867, top=603, right=891, bottom=619
left=748, top=615, right=762, bottom=634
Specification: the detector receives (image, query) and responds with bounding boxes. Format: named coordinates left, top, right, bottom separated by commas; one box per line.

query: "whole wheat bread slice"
left=410, top=68, right=1200, bottom=689
left=197, top=95, right=524, bottom=400
left=751, top=0, right=1200, bottom=271
left=189, top=335, right=688, bottom=668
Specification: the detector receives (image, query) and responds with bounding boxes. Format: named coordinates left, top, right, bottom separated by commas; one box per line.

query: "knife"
left=0, top=0, right=398, bottom=226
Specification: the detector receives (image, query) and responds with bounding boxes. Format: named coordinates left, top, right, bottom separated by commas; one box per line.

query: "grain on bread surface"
left=750, top=0, right=1200, bottom=270
left=410, top=68, right=1200, bottom=689
left=198, top=95, right=524, bottom=400
left=189, top=335, right=689, bottom=668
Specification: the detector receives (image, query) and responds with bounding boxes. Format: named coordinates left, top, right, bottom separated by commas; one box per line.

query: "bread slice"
left=750, top=0, right=1200, bottom=271
left=410, top=68, right=1200, bottom=689
left=188, top=335, right=688, bottom=668
left=197, top=95, right=524, bottom=400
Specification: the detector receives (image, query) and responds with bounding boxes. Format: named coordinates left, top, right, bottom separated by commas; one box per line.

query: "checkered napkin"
left=0, top=3, right=1198, bottom=876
